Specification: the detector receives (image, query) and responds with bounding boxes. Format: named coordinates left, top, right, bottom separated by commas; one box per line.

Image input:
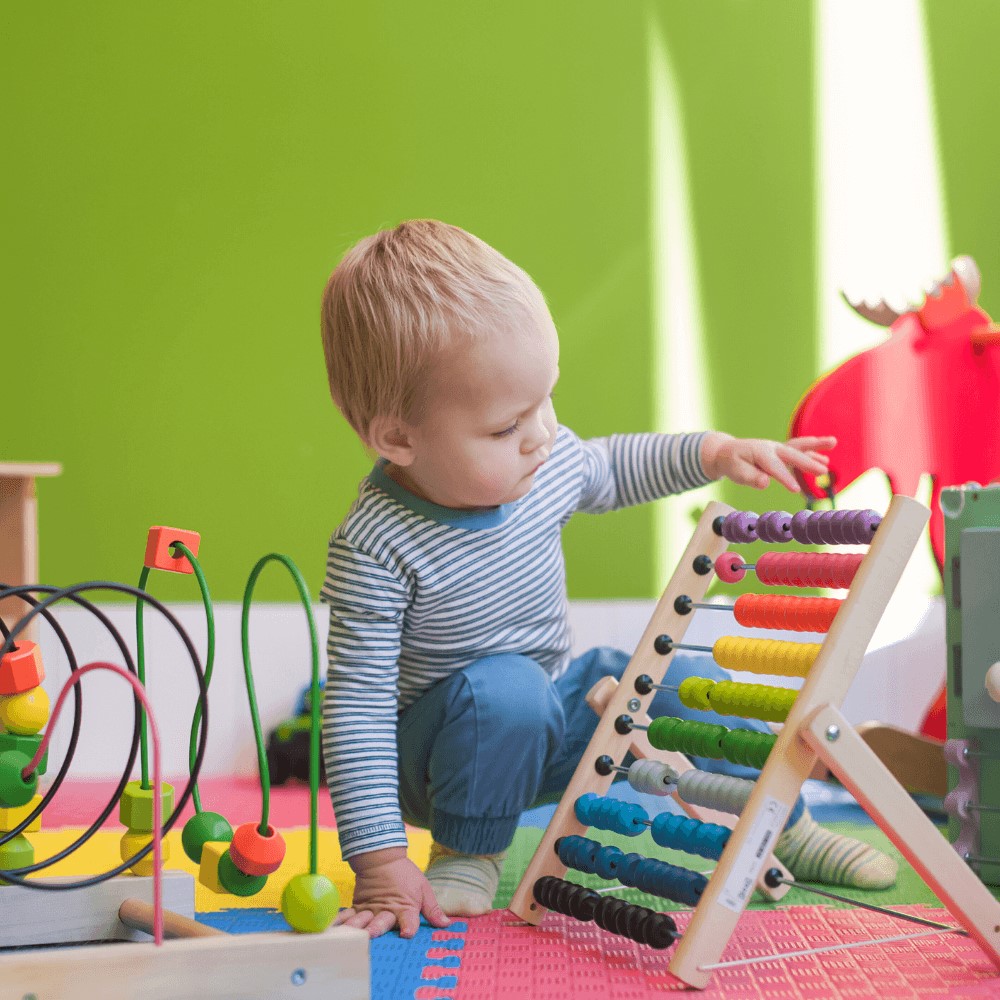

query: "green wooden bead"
left=647, top=717, right=727, bottom=759
left=118, top=780, right=174, bottom=833
left=280, top=873, right=339, bottom=933
left=0, top=832, right=34, bottom=884
left=182, top=811, right=234, bottom=864
left=0, top=733, right=46, bottom=776
left=0, top=750, right=37, bottom=808
left=721, top=729, right=775, bottom=770
left=217, top=848, right=267, bottom=897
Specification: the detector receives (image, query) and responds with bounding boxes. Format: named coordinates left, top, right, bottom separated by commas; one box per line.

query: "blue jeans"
left=397, top=647, right=804, bottom=855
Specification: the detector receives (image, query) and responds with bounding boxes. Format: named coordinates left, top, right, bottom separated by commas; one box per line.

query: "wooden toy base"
left=0, top=871, right=195, bottom=948
left=0, top=925, right=369, bottom=1000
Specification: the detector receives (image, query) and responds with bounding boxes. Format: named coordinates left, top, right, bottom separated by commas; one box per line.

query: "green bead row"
left=646, top=716, right=776, bottom=770
left=721, top=729, right=776, bottom=770
left=647, top=717, right=727, bottom=758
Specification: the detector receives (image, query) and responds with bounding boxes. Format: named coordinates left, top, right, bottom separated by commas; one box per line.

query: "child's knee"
left=460, top=654, right=564, bottom=745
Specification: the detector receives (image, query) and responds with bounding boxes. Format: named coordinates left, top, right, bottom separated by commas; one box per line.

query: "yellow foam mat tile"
left=18, top=827, right=433, bottom=912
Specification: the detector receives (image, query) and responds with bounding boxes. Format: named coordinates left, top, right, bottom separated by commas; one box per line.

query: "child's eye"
left=493, top=420, right=520, bottom=439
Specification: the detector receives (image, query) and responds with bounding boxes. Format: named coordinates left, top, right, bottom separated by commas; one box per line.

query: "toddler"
left=319, top=220, right=896, bottom=939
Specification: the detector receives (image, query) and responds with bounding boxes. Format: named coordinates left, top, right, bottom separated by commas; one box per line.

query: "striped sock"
left=425, top=842, right=505, bottom=916
left=774, top=809, right=898, bottom=890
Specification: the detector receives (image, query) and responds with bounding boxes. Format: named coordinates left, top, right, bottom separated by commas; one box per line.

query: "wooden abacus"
left=510, top=495, right=1000, bottom=990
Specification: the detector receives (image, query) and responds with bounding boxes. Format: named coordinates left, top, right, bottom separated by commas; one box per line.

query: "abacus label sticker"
left=718, top=795, right=790, bottom=912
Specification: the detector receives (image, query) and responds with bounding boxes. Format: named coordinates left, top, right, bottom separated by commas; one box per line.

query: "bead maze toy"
left=0, top=527, right=368, bottom=1000
left=942, top=483, right=1000, bottom=888
left=510, top=497, right=1000, bottom=989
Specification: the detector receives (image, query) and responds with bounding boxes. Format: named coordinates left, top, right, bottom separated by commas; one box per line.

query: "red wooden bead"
left=227, top=822, right=286, bottom=877
left=143, top=526, right=201, bottom=574
left=713, top=552, right=746, bottom=584
left=0, top=642, right=45, bottom=696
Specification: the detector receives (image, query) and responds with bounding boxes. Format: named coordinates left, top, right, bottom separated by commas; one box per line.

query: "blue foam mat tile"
left=197, top=907, right=292, bottom=933
left=196, top=908, right=468, bottom=1000
left=370, top=919, right=467, bottom=1000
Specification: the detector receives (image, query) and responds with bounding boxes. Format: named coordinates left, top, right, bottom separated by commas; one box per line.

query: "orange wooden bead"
left=143, top=526, right=201, bottom=574
left=227, top=822, right=286, bottom=877
left=0, top=642, right=45, bottom=696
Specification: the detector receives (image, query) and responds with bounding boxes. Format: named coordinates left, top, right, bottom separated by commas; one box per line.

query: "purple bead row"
left=720, top=508, right=881, bottom=546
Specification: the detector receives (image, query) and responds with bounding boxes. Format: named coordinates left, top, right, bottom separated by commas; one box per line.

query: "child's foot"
left=774, top=809, right=897, bottom=890
left=425, top=841, right=505, bottom=916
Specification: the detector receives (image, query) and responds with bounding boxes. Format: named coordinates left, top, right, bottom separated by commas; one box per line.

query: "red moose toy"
left=789, top=256, right=1000, bottom=740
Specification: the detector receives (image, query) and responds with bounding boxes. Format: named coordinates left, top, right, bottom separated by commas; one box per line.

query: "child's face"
left=392, top=319, right=560, bottom=510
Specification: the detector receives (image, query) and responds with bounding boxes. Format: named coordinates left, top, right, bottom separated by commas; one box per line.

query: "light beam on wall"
left=815, top=0, right=946, bottom=627
left=649, top=18, right=714, bottom=587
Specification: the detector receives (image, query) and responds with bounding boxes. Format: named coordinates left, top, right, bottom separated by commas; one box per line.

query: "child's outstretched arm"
left=699, top=433, right=836, bottom=492
left=336, top=847, right=450, bottom=938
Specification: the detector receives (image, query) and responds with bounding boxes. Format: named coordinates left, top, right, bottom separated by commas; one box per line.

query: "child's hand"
left=700, top=433, right=836, bottom=492
left=336, top=846, right=451, bottom=939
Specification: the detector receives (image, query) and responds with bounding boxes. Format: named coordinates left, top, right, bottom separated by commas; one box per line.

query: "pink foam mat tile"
left=450, top=906, right=1000, bottom=1000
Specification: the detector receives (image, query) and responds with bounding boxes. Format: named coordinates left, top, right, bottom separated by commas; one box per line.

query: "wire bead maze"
left=510, top=497, right=1000, bottom=990
left=0, top=526, right=361, bottom=999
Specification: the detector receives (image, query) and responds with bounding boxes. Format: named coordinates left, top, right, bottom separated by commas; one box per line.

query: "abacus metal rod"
left=762, top=869, right=963, bottom=933
left=698, top=926, right=965, bottom=972
left=966, top=853, right=1000, bottom=865
left=659, top=641, right=714, bottom=654
left=634, top=677, right=682, bottom=694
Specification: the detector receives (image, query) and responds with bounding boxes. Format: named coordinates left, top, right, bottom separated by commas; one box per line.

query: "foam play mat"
left=8, top=779, right=1000, bottom=998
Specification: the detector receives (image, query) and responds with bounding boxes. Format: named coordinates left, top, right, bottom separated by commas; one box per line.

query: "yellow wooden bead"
left=0, top=794, right=44, bottom=833
left=120, top=829, right=169, bottom=876
left=0, top=687, right=50, bottom=736
left=198, top=840, right=230, bottom=894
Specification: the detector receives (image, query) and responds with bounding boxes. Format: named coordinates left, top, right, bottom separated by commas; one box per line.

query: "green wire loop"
left=136, top=544, right=216, bottom=814
left=241, top=553, right=321, bottom=875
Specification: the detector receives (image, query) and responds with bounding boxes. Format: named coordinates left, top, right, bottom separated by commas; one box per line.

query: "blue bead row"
left=574, top=792, right=648, bottom=835
left=649, top=812, right=731, bottom=860
left=557, top=834, right=707, bottom=907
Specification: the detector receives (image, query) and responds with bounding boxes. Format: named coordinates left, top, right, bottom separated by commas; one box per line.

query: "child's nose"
left=522, top=414, right=553, bottom=455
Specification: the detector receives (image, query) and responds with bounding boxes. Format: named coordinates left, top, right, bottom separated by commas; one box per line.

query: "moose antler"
left=840, top=293, right=902, bottom=327
left=841, top=256, right=982, bottom=329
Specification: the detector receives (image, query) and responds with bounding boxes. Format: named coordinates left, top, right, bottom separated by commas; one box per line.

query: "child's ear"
left=367, top=415, right=417, bottom=466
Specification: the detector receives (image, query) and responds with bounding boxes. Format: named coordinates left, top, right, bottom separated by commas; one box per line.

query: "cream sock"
left=774, top=808, right=898, bottom=890
left=424, top=841, right=505, bottom=916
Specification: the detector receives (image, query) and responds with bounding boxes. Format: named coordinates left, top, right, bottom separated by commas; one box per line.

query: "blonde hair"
left=320, top=219, right=550, bottom=441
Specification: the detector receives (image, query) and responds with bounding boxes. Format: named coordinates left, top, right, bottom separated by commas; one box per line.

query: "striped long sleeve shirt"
left=320, top=424, right=712, bottom=858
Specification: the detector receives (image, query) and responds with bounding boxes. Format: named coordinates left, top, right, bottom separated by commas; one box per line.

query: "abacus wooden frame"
left=510, top=495, right=1000, bottom=989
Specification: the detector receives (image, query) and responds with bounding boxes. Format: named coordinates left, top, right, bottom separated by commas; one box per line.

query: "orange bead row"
left=732, top=594, right=842, bottom=633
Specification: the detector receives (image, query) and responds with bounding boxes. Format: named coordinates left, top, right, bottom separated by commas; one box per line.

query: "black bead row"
left=532, top=875, right=679, bottom=949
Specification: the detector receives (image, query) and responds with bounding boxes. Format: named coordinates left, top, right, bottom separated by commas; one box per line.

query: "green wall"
left=2, top=3, right=995, bottom=601
left=925, top=0, right=1000, bottom=317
